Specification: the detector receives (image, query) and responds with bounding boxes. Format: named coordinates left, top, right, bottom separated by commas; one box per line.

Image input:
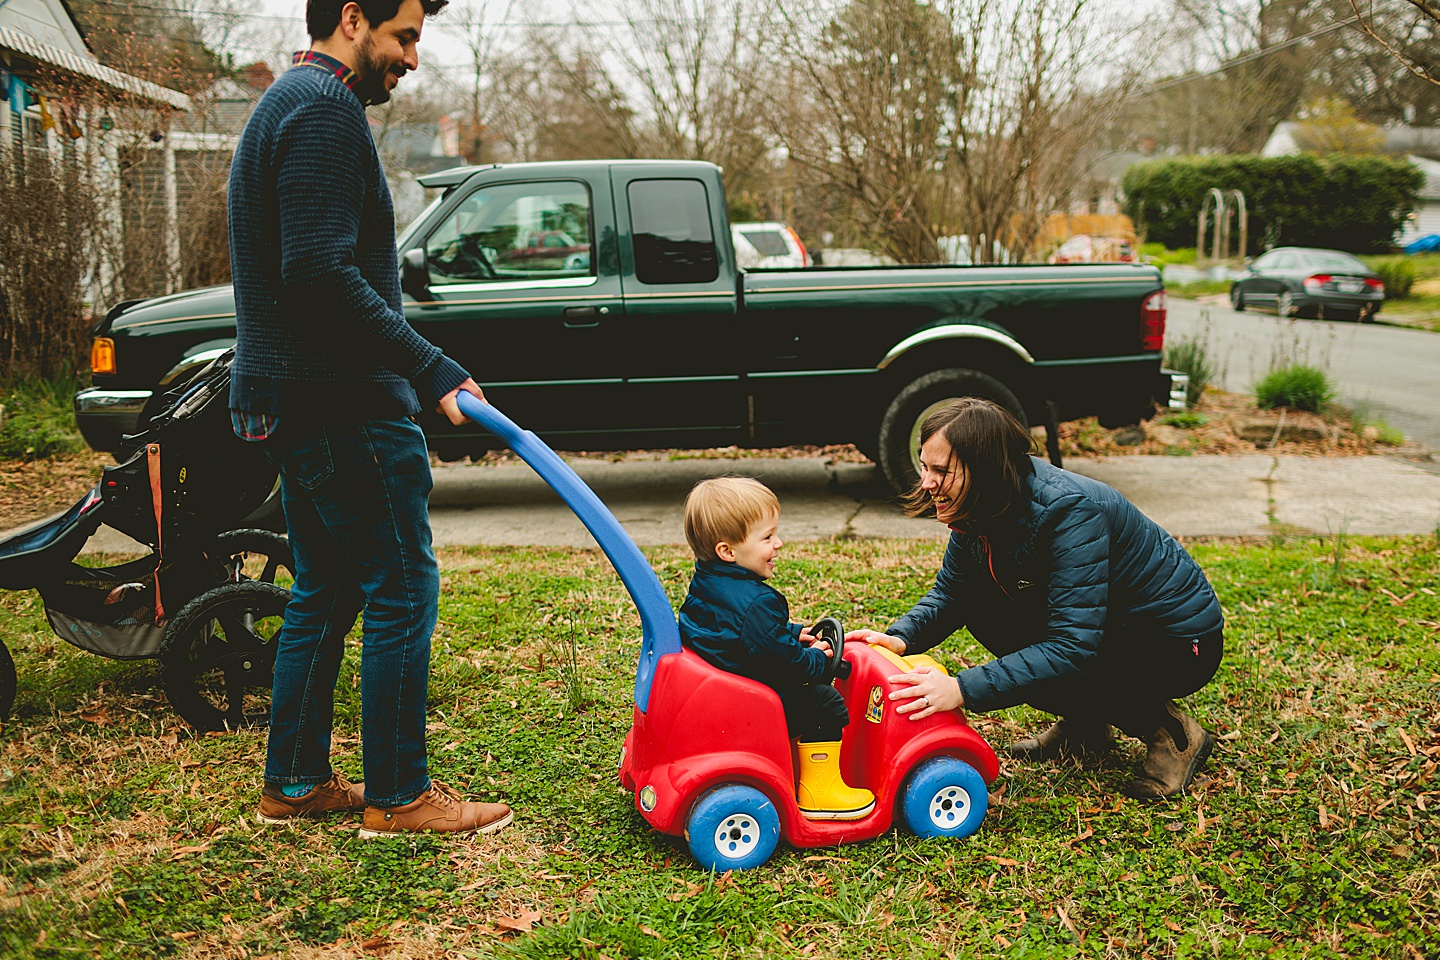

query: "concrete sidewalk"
left=63, top=453, right=1440, bottom=554
left=418, top=453, right=1440, bottom=548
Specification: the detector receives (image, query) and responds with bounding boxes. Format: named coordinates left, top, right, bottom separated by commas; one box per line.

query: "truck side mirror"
left=401, top=248, right=434, bottom=302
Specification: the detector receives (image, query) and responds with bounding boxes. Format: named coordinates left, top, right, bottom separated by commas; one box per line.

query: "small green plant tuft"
left=1161, top=410, right=1209, bottom=428
left=555, top=594, right=589, bottom=716
left=1254, top=364, right=1334, bottom=412
left=0, top=374, right=88, bottom=460
left=1371, top=420, right=1405, bottom=446
left=1163, top=335, right=1216, bottom=406
left=1363, top=256, right=1416, bottom=299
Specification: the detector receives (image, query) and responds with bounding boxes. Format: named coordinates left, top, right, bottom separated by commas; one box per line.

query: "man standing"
left=228, top=0, right=511, bottom=838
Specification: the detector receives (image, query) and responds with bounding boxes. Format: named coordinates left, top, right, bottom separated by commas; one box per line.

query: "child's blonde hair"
left=684, top=477, right=779, bottom=561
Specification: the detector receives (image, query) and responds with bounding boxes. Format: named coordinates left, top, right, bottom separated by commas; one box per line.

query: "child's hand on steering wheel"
left=798, top=627, right=833, bottom=658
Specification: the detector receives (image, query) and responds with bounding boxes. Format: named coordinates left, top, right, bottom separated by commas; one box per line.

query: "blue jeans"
left=264, top=418, right=437, bottom=807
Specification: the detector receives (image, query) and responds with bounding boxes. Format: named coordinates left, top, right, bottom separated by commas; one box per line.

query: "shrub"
left=1138, top=244, right=1196, bottom=266
left=1254, top=365, right=1335, bottom=413
left=0, top=153, right=98, bottom=379
left=1123, top=154, right=1424, bottom=255
left=1163, top=335, right=1216, bottom=406
left=1363, top=256, right=1416, bottom=299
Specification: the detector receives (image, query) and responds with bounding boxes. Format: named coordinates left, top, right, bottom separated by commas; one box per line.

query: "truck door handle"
left=563, top=306, right=599, bottom=328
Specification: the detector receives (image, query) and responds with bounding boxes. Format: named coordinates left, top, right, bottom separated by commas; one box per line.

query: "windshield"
left=1304, top=251, right=1368, bottom=273
left=396, top=191, right=449, bottom=252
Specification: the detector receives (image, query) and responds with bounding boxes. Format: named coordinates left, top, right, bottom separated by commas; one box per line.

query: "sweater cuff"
left=413, top=354, right=471, bottom=403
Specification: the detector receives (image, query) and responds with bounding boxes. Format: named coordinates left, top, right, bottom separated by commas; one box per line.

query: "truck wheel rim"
left=928, top=784, right=972, bottom=829
left=712, top=814, right=760, bottom=859
left=908, top=399, right=955, bottom=477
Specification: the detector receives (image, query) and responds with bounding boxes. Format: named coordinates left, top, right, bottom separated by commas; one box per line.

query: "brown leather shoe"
left=359, top=781, right=513, bottom=838
left=1124, top=702, right=1214, bottom=800
left=1009, top=718, right=1115, bottom=761
left=257, top=773, right=366, bottom=824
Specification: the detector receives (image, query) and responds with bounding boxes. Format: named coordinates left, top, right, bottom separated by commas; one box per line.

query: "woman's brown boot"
left=1009, top=717, right=1115, bottom=761
left=1123, top=702, right=1214, bottom=799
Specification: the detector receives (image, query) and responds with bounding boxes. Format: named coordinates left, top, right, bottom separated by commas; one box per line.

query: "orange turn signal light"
left=91, top=337, right=116, bottom=375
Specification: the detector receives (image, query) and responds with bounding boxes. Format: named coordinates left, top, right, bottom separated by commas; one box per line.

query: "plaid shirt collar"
left=290, top=50, right=361, bottom=92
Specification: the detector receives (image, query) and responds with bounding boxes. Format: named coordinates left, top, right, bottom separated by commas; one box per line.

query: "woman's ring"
left=919, top=696, right=928, bottom=708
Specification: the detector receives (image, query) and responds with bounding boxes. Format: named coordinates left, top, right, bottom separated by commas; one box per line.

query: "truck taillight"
left=1141, top=291, right=1166, bottom=351
left=91, top=337, right=116, bottom=375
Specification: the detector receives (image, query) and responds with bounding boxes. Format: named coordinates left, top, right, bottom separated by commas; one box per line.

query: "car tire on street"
left=1277, top=290, right=1296, bottom=319
left=877, top=368, right=1027, bottom=494
left=1230, top=285, right=1245, bottom=312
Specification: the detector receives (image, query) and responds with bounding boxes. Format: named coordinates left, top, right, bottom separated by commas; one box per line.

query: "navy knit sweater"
left=227, top=55, right=469, bottom=422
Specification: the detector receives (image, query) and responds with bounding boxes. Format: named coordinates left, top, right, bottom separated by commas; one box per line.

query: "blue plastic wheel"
left=901, top=756, right=988, bottom=840
left=685, top=784, right=781, bottom=871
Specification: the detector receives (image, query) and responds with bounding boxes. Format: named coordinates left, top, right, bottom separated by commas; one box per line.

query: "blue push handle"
left=455, top=393, right=680, bottom=711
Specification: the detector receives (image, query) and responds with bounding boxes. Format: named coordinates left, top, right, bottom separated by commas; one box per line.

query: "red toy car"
left=453, top=397, right=999, bottom=871
left=619, top=619, right=1000, bottom=871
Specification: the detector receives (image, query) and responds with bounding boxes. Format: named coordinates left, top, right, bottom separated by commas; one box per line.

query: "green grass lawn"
left=1, top=537, right=1437, bottom=958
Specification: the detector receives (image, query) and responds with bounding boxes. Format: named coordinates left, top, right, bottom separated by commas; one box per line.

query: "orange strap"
left=146, top=443, right=165, bottom=622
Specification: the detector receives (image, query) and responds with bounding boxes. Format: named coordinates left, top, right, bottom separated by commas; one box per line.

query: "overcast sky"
left=245, top=0, right=581, bottom=78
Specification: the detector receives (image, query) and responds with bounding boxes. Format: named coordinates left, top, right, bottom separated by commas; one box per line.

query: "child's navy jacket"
left=679, top=559, right=829, bottom=692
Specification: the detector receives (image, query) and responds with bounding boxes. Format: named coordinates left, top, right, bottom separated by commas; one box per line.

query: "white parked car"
left=732, top=221, right=812, bottom=268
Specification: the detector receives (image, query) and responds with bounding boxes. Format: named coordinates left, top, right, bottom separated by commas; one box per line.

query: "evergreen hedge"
left=1122, top=154, right=1423, bottom=255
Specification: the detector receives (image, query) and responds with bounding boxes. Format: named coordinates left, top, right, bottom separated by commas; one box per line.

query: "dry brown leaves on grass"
left=0, top=450, right=111, bottom=532
left=1056, top=389, right=1417, bottom=460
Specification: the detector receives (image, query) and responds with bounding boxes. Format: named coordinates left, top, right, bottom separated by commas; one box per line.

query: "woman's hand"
left=846, top=629, right=906, bottom=654
left=887, top=665, right=963, bottom=720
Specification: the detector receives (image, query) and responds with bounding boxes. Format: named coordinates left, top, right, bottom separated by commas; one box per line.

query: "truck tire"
left=877, top=368, right=1027, bottom=494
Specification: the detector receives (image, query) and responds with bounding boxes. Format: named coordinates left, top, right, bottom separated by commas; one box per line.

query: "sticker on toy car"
left=866, top=685, right=884, bottom=723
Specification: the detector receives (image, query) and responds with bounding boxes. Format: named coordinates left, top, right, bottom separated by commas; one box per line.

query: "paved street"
left=1166, top=296, right=1440, bottom=452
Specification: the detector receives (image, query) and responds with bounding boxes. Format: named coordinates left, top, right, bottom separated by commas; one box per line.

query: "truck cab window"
left=424, top=181, right=593, bottom=284
left=628, top=179, right=719, bottom=284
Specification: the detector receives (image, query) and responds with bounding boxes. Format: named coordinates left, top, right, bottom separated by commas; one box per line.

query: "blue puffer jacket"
left=887, top=457, right=1223, bottom=713
left=679, top=560, right=829, bottom=693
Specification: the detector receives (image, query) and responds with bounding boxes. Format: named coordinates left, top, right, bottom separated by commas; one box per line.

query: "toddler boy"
left=678, top=477, right=874, bottom=820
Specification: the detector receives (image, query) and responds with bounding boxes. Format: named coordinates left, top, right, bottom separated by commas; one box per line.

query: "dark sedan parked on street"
left=1229, top=247, right=1385, bottom=321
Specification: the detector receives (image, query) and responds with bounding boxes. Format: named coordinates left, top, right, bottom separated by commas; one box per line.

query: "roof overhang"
left=1, top=24, right=190, bottom=111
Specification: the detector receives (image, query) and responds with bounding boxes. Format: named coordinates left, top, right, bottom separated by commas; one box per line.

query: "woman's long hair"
left=900, top=398, right=1036, bottom=522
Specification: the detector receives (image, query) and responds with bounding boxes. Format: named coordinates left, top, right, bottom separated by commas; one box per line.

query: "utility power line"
left=1142, top=16, right=1361, bottom=94
left=80, top=0, right=762, bottom=29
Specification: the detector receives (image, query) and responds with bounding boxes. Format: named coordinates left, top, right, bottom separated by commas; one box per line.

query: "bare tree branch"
left=1349, top=0, right=1440, bottom=86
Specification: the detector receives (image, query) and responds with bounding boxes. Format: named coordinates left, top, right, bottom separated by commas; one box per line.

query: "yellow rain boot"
left=796, top=741, right=875, bottom=821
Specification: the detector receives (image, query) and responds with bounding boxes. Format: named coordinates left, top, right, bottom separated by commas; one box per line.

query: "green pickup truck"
left=76, top=159, right=1182, bottom=491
